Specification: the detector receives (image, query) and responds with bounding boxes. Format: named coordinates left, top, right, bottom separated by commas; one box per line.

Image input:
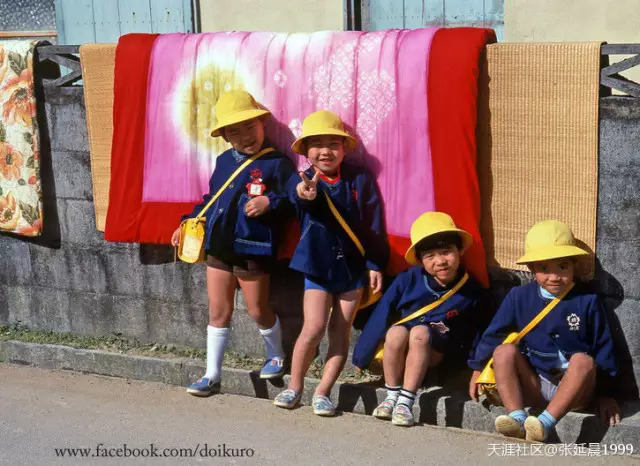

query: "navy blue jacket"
left=287, top=162, right=389, bottom=283
left=468, top=282, right=617, bottom=390
left=352, top=266, right=487, bottom=369
left=182, top=147, right=294, bottom=258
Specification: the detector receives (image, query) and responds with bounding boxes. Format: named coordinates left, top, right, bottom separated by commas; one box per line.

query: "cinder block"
left=595, top=239, right=640, bottom=300
left=0, top=237, right=32, bottom=286
left=144, top=299, right=208, bottom=347
left=58, top=199, right=107, bottom=247
left=48, top=102, right=89, bottom=152
left=1, top=285, right=33, bottom=325
left=51, top=151, right=93, bottom=200
left=30, top=246, right=108, bottom=294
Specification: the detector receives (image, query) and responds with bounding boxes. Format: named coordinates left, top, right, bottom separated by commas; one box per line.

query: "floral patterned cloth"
left=0, top=40, right=42, bottom=236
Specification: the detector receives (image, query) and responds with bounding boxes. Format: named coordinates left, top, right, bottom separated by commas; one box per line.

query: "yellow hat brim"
left=210, top=109, right=271, bottom=137
left=516, top=244, right=588, bottom=264
left=291, top=129, right=358, bottom=155
left=404, top=228, right=473, bottom=266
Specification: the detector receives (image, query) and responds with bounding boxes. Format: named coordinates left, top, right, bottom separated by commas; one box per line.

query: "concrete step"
left=1, top=339, right=638, bottom=449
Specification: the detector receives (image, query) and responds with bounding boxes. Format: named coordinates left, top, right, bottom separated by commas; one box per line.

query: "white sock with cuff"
left=259, top=315, right=285, bottom=360
left=204, top=325, right=229, bottom=382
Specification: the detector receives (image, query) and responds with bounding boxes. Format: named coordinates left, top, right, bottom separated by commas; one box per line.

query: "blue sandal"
left=186, top=377, right=220, bottom=396
left=260, top=357, right=285, bottom=379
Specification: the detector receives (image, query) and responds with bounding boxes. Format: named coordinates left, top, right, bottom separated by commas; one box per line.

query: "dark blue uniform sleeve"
left=180, top=173, right=217, bottom=222
left=359, top=173, right=389, bottom=272
left=286, top=170, right=319, bottom=213
left=266, top=157, right=296, bottom=215
left=352, top=273, right=406, bottom=369
left=467, top=289, right=518, bottom=371
left=589, top=297, right=618, bottom=397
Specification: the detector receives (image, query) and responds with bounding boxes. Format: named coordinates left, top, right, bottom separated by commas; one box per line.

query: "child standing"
left=468, top=220, right=620, bottom=441
left=273, top=110, right=389, bottom=416
left=353, top=212, right=489, bottom=426
left=172, top=90, right=295, bottom=396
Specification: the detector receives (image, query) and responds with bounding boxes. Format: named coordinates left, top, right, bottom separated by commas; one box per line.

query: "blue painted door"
left=361, top=0, right=503, bottom=40
left=55, top=0, right=194, bottom=44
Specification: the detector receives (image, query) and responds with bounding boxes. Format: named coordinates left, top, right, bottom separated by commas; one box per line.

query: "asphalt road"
left=0, top=364, right=637, bottom=465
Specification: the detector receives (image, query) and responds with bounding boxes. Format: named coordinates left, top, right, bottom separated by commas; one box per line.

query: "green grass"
left=0, top=322, right=380, bottom=383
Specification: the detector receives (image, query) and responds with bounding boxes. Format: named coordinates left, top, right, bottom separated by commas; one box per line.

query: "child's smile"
left=223, top=118, right=265, bottom=155
left=421, top=245, right=461, bottom=287
left=306, top=135, right=345, bottom=176
left=530, top=258, right=575, bottom=296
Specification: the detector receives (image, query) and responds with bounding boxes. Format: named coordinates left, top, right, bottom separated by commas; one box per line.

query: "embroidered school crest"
left=246, top=169, right=266, bottom=197
left=567, top=313, right=580, bottom=331
left=445, top=309, right=460, bottom=320
left=430, top=321, right=450, bottom=334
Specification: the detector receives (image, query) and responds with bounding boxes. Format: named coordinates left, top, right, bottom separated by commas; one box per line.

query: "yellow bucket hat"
left=404, top=212, right=473, bottom=266
left=291, top=110, right=358, bottom=155
left=210, top=90, right=271, bottom=137
left=516, top=220, right=588, bottom=264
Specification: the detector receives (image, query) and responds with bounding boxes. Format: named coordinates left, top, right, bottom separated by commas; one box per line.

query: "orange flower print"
left=16, top=217, right=41, bottom=236
left=0, top=142, right=24, bottom=180
left=1, top=68, right=35, bottom=127
left=0, top=192, right=21, bottom=230
left=0, top=46, right=8, bottom=85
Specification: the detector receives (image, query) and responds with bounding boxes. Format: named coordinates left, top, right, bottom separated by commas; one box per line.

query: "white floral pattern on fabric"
left=273, top=69, right=287, bottom=88
left=308, top=33, right=396, bottom=145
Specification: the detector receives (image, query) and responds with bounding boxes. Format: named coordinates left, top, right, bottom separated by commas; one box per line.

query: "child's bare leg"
left=492, top=343, right=546, bottom=437
left=403, top=326, right=444, bottom=392
left=382, top=326, right=410, bottom=387
left=546, top=353, right=596, bottom=419
left=207, top=267, right=237, bottom=326
left=524, top=354, right=596, bottom=441
left=237, top=274, right=274, bottom=329
left=493, top=343, right=545, bottom=412
left=288, top=289, right=332, bottom=393
left=315, top=287, right=363, bottom=397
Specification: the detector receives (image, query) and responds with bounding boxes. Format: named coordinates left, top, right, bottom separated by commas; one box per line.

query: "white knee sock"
left=204, top=326, right=229, bottom=382
left=258, top=315, right=285, bottom=360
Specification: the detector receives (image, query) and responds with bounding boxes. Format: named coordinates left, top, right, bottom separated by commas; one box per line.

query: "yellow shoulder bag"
left=177, top=147, right=275, bottom=263
left=373, top=272, right=469, bottom=363
left=475, top=282, right=575, bottom=405
left=323, top=191, right=382, bottom=310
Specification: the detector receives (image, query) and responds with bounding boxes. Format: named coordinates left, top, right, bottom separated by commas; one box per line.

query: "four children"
left=177, top=90, right=621, bottom=439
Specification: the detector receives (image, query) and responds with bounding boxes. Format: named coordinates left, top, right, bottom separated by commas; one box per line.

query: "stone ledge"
left=1, top=340, right=638, bottom=448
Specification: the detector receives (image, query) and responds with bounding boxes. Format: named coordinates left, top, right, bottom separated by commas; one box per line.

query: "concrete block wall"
left=1, top=89, right=638, bottom=399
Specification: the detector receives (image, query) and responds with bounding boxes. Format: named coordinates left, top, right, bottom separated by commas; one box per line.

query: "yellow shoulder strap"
left=194, top=147, right=275, bottom=222
left=511, top=281, right=575, bottom=344
left=323, top=190, right=365, bottom=256
left=392, top=272, right=469, bottom=326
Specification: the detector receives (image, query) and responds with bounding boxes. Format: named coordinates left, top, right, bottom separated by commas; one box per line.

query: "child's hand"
left=171, top=227, right=181, bottom=247
left=595, top=396, right=621, bottom=426
left=369, top=270, right=383, bottom=294
left=469, top=370, right=481, bottom=402
left=245, top=195, right=270, bottom=217
left=296, top=171, right=319, bottom=200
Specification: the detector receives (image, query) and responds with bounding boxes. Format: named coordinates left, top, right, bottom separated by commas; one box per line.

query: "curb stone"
left=1, top=340, right=638, bottom=449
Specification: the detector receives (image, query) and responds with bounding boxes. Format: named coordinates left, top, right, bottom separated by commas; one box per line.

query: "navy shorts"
left=304, top=273, right=368, bottom=295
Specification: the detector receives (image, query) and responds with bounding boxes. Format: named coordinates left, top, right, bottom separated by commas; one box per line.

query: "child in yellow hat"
left=171, top=90, right=295, bottom=395
left=273, top=110, right=389, bottom=416
left=468, top=220, right=620, bottom=441
left=352, top=212, right=490, bottom=426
